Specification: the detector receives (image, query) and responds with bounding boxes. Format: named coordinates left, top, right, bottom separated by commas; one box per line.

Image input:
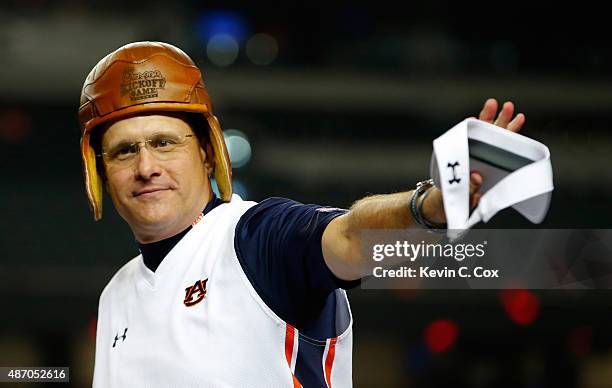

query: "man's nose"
left=134, top=147, right=162, bottom=180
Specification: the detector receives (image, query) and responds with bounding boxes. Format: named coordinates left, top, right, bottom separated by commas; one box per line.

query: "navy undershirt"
left=138, top=195, right=360, bottom=339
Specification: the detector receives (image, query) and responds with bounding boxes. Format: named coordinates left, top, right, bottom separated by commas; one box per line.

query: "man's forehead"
left=101, top=113, right=193, bottom=142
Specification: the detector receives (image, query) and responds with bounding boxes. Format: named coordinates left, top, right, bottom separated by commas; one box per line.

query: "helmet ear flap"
left=206, top=115, right=232, bottom=202
left=81, top=131, right=104, bottom=221
left=89, top=124, right=108, bottom=183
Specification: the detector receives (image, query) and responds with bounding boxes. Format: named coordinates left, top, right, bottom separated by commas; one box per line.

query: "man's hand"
left=420, top=98, right=526, bottom=225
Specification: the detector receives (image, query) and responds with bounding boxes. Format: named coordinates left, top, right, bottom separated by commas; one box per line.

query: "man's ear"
left=202, top=142, right=215, bottom=176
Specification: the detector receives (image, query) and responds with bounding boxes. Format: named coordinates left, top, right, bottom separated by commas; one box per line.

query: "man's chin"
left=126, top=208, right=183, bottom=237
left=125, top=196, right=176, bottom=223
left=136, top=210, right=176, bottom=226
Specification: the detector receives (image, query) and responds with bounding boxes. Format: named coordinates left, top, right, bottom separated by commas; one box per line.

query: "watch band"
left=410, top=179, right=447, bottom=232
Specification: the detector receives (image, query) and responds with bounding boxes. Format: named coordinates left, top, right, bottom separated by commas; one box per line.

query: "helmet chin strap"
left=430, top=118, right=554, bottom=241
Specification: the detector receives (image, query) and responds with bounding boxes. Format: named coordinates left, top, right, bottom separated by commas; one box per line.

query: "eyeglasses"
left=99, top=133, right=195, bottom=166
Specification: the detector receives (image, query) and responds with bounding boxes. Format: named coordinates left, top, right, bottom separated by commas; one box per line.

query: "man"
left=79, top=41, right=524, bottom=387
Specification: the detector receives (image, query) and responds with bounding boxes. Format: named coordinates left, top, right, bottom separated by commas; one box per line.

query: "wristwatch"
left=410, top=179, right=447, bottom=231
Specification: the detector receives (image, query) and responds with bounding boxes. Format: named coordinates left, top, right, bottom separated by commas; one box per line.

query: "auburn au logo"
left=184, top=278, right=208, bottom=307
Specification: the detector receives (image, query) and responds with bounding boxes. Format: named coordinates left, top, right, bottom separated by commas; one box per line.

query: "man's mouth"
left=133, top=187, right=169, bottom=197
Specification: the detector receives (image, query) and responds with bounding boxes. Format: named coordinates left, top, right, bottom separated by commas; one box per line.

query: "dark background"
left=0, top=0, right=611, bottom=387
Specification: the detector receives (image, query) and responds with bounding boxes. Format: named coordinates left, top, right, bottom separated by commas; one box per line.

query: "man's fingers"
left=506, top=113, right=525, bottom=133
left=469, top=172, right=482, bottom=195
left=478, top=98, right=498, bottom=123
left=494, top=101, right=514, bottom=128
left=470, top=192, right=481, bottom=209
left=470, top=100, right=524, bottom=210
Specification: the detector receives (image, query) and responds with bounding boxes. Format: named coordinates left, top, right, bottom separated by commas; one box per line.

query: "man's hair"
left=90, top=112, right=211, bottom=182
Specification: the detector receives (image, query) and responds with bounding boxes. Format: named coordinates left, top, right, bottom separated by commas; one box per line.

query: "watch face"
left=418, top=180, right=433, bottom=190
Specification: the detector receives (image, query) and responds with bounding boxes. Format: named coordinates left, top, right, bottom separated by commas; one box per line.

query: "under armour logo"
left=447, top=161, right=461, bottom=184
left=112, top=328, right=128, bottom=348
left=184, top=278, right=208, bottom=307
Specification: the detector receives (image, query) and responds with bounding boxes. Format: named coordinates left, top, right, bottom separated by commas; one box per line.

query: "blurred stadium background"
left=0, top=0, right=611, bottom=387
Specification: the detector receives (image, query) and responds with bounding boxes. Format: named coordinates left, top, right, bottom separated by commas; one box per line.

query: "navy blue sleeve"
left=234, top=197, right=360, bottom=333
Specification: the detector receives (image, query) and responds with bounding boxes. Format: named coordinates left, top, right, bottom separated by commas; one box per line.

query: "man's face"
left=101, top=114, right=212, bottom=243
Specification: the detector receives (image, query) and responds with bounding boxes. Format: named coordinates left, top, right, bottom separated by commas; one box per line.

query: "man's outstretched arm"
left=322, top=98, right=525, bottom=281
